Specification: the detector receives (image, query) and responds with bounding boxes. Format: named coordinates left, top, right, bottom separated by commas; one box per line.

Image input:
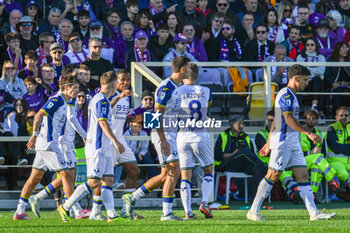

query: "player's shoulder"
left=47, top=93, right=65, bottom=106
left=156, top=79, right=177, bottom=95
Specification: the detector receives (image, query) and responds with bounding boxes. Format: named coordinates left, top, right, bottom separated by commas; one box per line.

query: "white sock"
left=16, top=196, right=28, bottom=215
left=202, top=174, right=213, bottom=205
left=36, top=183, right=56, bottom=201
left=132, top=184, right=150, bottom=201
left=91, top=195, right=103, bottom=215
left=101, top=185, right=117, bottom=218
left=298, top=182, right=318, bottom=217
left=72, top=202, right=83, bottom=215
left=162, top=196, right=173, bottom=216
left=63, top=182, right=92, bottom=211
left=250, top=177, right=274, bottom=214
left=180, top=180, right=192, bottom=215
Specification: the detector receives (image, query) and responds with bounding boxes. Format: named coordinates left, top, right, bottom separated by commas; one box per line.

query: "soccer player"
left=247, top=64, right=336, bottom=221
left=29, top=71, right=91, bottom=219
left=123, top=56, right=191, bottom=221
left=177, top=63, right=214, bottom=219
left=13, top=74, right=80, bottom=220
left=106, top=69, right=144, bottom=219
left=57, top=71, right=125, bottom=222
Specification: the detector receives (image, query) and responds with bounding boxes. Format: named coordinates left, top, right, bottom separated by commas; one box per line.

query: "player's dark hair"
left=336, top=106, right=350, bottom=116
left=116, top=69, right=129, bottom=79
left=189, top=63, right=198, bottom=80
left=172, top=56, right=191, bottom=73
left=100, top=70, right=117, bottom=85
left=24, top=50, right=38, bottom=61
left=287, top=64, right=310, bottom=78
left=59, top=73, right=78, bottom=90
left=304, top=109, right=318, bottom=119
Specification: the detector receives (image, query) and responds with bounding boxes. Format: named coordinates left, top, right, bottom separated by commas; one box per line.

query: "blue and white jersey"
left=35, top=91, right=67, bottom=151
left=109, top=90, right=130, bottom=138
left=59, top=97, right=78, bottom=144
left=177, top=84, right=212, bottom=142
left=270, top=87, right=300, bottom=149
left=155, top=78, right=181, bottom=135
left=85, top=92, right=112, bottom=158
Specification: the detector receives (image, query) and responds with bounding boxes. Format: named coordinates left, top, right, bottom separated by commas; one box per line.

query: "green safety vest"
left=214, top=130, right=251, bottom=166
left=327, top=122, right=350, bottom=153
left=300, top=128, right=325, bottom=154
left=256, top=127, right=269, bottom=157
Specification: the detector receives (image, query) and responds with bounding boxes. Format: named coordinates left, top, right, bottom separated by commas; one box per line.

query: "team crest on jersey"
left=47, top=102, right=54, bottom=109
left=102, top=107, right=107, bottom=115
left=286, top=99, right=291, bottom=106
left=143, top=111, right=161, bottom=129
left=159, top=92, right=166, bottom=100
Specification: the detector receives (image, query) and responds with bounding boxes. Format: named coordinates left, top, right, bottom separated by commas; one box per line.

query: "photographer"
left=214, top=115, right=266, bottom=199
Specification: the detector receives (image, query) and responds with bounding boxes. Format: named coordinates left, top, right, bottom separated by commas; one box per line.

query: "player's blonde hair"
left=100, top=70, right=117, bottom=85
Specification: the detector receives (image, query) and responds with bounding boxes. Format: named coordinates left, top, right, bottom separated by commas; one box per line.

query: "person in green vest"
left=300, top=109, right=349, bottom=201
left=214, top=115, right=267, bottom=199
left=327, top=106, right=350, bottom=199
left=255, top=110, right=301, bottom=203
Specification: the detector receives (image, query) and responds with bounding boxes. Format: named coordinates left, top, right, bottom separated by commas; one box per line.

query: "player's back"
left=154, top=78, right=181, bottom=135
left=109, top=90, right=130, bottom=138
left=85, top=92, right=111, bottom=157
left=270, top=87, right=300, bottom=149
left=59, top=97, right=78, bottom=144
left=177, top=84, right=212, bottom=143
left=36, top=91, right=67, bottom=151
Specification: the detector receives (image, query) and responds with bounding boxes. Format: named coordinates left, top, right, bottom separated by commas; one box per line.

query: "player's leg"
left=199, top=165, right=214, bottom=218
left=30, top=176, right=63, bottom=218
left=161, top=161, right=181, bottom=219
left=101, top=176, right=118, bottom=221
left=180, top=169, right=194, bottom=218
left=14, top=168, right=45, bottom=220
left=90, top=185, right=106, bottom=220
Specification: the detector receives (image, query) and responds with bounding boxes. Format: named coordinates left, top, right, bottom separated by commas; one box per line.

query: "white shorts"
left=177, top=139, right=214, bottom=169
left=269, top=143, right=307, bottom=172
left=86, top=155, right=114, bottom=179
left=59, top=142, right=76, bottom=169
left=32, top=150, right=68, bottom=172
left=151, top=131, right=178, bottom=165
left=111, top=137, right=136, bottom=165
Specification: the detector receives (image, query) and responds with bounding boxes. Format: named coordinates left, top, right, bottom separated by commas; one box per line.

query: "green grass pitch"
left=1, top=208, right=350, bottom=233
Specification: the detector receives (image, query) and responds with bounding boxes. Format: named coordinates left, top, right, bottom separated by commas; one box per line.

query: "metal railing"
left=131, top=61, right=350, bottom=116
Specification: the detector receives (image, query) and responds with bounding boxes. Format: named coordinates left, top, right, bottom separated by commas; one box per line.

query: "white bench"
left=214, top=171, right=253, bottom=204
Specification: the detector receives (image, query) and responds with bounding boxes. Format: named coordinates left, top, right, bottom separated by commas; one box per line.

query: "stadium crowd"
left=1, top=0, right=350, bottom=204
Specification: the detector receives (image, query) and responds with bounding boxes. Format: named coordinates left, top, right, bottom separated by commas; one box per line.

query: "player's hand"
left=119, top=89, right=132, bottom=98
left=260, top=142, right=271, bottom=157
left=26, top=136, right=37, bottom=150
left=83, top=138, right=86, bottom=145
left=161, top=140, right=170, bottom=156
left=114, top=140, right=125, bottom=154
left=307, top=132, right=322, bottom=144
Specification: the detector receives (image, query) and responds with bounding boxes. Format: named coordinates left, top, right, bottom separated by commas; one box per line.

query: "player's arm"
left=67, top=104, right=87, bottom=140
left=98, top=119, right=125, bottom=154
left=283, top=112, right=321, bottom=144
left=154, top=103, right=170, bottom=155
left=26, top=110, right=47, bottom=150
left=109, top=90, right=132, bottom=108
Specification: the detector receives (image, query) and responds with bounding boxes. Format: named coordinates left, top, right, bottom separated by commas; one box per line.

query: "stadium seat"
left=246, top=82, right=278, bottom=121
left=198, top=70, right=226, bottom=115
left=214, top=171, right=253, bottom=204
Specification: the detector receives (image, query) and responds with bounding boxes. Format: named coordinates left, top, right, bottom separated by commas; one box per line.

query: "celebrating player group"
left=12, top=57, right=335, bottom=223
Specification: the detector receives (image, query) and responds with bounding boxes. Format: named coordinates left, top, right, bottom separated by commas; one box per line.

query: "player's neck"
left=170, top=74, right=182, bottom=85
left=287, top=84, right=297, bottom=93
left=100, top=87, right=113, bottom=98
left=61, top=92, right=73, bottom=102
